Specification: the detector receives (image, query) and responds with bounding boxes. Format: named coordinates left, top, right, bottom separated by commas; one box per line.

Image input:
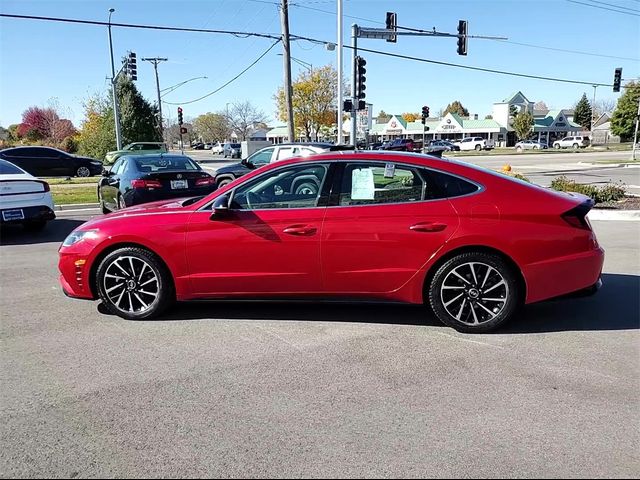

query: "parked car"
left=0, top=159, right=55, bottom=230
left=380, top=138, right=419, bottom=152
left=60, top=151, right=604, bottom=333
left=203, top=143, right=213, bottom=150
left=515, top=140, right=548, bottom=151
left=97, top=154, right=216, bottom=213
left=427, top=140, right=461, bottom=153
left=214, top=142, right=353, bottom=189
left=211, top=142, right=225, bottom=155
left=222, top=143, right=242, bottom=159
left=104, top=142, right=168, bottom=165
left=192, top=142, right=205, bottom=150
left=553, top=136, right=590, bottom=149
left=453, top=137, right=495, bottom=151
left=0, top=146, right=103, bottom=177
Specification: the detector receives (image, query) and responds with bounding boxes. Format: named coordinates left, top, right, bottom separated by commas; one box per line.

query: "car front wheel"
left=96, top=247, right=174, bottom=320
left=76, top=166, right=91, bottom=177
left=428, top=252, right=520, bottom=333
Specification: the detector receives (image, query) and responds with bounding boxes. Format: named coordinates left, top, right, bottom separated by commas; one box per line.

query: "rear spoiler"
left=561, top=194, right=595, bottom=230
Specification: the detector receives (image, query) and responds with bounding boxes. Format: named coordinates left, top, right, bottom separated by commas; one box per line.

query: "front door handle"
left=410, top=222, right=447, bottom=233
left=283, top=224, right=317, bottom=236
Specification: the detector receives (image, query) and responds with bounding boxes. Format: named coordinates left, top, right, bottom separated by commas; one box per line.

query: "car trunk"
left=0, top=179, right=48, bottom=206
left=135, top=170, right=215, bottom=193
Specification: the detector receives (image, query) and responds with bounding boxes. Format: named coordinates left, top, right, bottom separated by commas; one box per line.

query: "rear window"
left=0, top=159, right=24, bottom=175
left=231, top=143, right=241, bottom=148
left=135, top=156, right=200, bottom=171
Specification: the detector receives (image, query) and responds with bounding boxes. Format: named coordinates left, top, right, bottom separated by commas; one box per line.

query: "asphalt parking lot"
left=0, top=216, right=638, bottom=478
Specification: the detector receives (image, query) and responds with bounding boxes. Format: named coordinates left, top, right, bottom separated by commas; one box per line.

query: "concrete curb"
left=588, top=209, right=640, bottom=221
left=55, top=203, right=99, bottom=211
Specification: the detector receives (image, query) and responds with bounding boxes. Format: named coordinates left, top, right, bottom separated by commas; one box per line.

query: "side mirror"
left=210, top=194, right=231, bottom=220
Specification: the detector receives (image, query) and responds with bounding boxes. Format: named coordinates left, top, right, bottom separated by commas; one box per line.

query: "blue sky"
left=1, top=0, right=639, bottom=128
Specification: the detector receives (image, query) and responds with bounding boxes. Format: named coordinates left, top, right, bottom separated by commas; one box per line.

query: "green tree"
left=485, top=114, right=493, bottom=120
left=443, top=101, right=469, bottom=117
left=116, top=77, right=162, bottom=144
left=513, top=111, right=534, bottom=140
left=376, top=110, right=392, bottom=123
left=193, top=112, right=230, bottom=143
left=77, top=93, right=116, bottom=160
left=275, top=65, right=338, bottom=141
left=574, top=93, right=592, bottom=129
left=611, top=81, right=640, bottom=141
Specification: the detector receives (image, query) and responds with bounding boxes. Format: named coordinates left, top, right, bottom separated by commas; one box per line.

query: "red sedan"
left=59, top=152, right=604, bottom=333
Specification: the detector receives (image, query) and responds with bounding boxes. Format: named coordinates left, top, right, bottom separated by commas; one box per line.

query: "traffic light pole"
left=108, top=10, right=123, bottom=150
left=350, top=24, right=358, bottom=147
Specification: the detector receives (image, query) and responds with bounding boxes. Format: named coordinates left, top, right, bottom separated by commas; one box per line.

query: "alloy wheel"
left=439, top=261, right=509, bottom=326
left=102, top=255, right=159, bottom=314
left=77, top=166, right=91, bottom=177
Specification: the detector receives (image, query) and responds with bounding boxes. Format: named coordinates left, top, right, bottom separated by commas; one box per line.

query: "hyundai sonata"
left=59, top=152, right=603, bottom=333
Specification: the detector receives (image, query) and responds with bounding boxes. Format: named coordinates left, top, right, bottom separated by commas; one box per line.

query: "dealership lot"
left=0, top=216, right=638, bottom=478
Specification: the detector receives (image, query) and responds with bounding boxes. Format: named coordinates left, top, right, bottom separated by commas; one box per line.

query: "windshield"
left=135, top=156, right=201, bottom=171
left=0, top=159, right=25, bottom=175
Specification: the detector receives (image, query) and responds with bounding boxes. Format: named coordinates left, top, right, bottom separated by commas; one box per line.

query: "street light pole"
left=108, top=8, right=123, bottom=150
left=141, top=57, right=168, bottom=139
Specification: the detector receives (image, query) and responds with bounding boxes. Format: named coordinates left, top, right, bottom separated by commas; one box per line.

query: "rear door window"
left=338, top=163, right=424, bottom=206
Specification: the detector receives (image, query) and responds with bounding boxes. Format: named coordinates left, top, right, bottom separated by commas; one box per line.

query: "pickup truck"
left=454, top=137, right=495, bottom=151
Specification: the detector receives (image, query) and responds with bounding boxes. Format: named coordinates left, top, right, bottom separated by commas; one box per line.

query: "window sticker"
left=384, top=163, right=395, bottom=178
left=351, top=168, right=375, bottom=200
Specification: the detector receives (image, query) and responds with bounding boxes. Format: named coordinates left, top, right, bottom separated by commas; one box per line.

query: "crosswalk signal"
left=385, top=12, right=397, bottom=43
left=613, top=68, right=622, bottom=92
left=356, top=56, right=367, bottom=104
left=177, top=107, right=183, bottom=125
left=457, top=20, right=468, bottom=56
left=421, top=105, right=430, bottom=125
left=127, top=52, right=137, bottom=81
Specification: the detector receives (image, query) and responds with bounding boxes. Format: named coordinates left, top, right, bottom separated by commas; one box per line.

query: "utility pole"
left=107, top=8, right=123, bottom=150
left=336, top=0, right=343, bottom=144
left=590, top=84, right=597, bottom=141
left=141, top=57, right=168, bottom=140
left=280, top=0, right=295, bottom=142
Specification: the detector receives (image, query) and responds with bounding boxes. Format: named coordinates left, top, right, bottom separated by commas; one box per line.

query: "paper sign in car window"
left=351, top=168, right=375, bottom=200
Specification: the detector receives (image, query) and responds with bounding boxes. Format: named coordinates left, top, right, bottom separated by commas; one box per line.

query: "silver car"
left=515, top=139, right=547, bottom=151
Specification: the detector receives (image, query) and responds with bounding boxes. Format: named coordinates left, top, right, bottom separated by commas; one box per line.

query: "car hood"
left=216, top=162, right=252, bottom=175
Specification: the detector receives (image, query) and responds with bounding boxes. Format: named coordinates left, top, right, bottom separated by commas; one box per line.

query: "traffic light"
left=127, top=52, right=137, bottom=81
left=613, top=68, right=622, bottom=92
left=457, top=20, right=468, bottom=56
left=177, top=107, right=183, bottom=125
left=356, top=56, right=366, bottom=102
left=343, top=99, right=353, bottom=112
left=385, top=12, right=397, bottom=43
left=180, top=127, right=187, bottom=134
left=358, top=100, right=366, bottom=111
left=421, top=105, right=430, bottom=125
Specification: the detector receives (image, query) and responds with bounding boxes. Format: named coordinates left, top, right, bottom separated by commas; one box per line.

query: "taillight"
left=195, top=177, right=216, bottom=187
left=131, top=179, right=162, bottom=189
left=562, top=200, right=594, bottom=230
left=40, top=181, right=50, bottom=192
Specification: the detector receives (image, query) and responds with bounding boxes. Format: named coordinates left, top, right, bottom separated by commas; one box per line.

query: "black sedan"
left=427, top=140, right=460, bottom=152
left=98, top=154, right=216, bottom=213
left=0, top=146, right=103, bottom=177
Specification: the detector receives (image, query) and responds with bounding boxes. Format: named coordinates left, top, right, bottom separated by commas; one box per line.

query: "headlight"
left=62, top=229, right=99, bottom=247
left=91, top=161, right=102, bottom=165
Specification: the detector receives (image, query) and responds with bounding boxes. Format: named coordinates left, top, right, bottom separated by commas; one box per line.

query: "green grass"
left=44, top=176, right=99, bottom=185
left=51, top=185, right=98, bottom=205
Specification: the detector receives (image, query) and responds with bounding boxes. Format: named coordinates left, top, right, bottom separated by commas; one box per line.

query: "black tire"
left=475, top=144, right=482, bottom=151
left=76, top=166, right=91, bottom=177
left=428, top=252, right=520, bottom=333
left=572, top=143, right=579, bottom=150
left=23, top=220, right=47, bottom=231
left=96, top=247, right=174, bottom=320
left=554, top=143, right=561, bottom=149
left=216, top=178, right=233, bottom=189
left=294, top=181, right=318, bottom=195
left=516, top=146, right=522, bottom=153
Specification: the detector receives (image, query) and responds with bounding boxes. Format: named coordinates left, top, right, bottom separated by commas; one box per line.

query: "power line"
left=162, top=39, right=281, bottom=105
left=566, top=0, right=640, bottom=16
left=581, top=0, right=640, bottom=12
left=0, top=13, right=283, bottom=40
left=495, top=39, right=639, bottom=62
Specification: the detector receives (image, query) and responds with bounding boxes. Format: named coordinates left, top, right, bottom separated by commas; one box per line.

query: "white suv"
left=553, top=136, right=590, bottom=149
left=454, top=137, right=495, bottom=151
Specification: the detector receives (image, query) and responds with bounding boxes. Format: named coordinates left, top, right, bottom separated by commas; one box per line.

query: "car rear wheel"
left=533, top=146, right=539, bottom=150
left=573, top=143, right=579, bottom=149
left=96, top=247, right=174, bottom=320
left=475, top=144, right=482, bottom=151
left=428, top=252, right=520, bottom=333
left=76, top=166, right=91, bottom=177
left=555, top=143, right=561, bottom=149
left=516, top=146, right=522, bottom=152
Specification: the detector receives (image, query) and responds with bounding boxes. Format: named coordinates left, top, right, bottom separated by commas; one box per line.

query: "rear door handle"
left=283, top=224, right=317, bottom=236
left=410, top=222, right=447, bottom=233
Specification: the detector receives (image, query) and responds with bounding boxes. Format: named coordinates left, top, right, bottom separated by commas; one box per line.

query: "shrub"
left=550, top=175, right=626, bottom=204
left=58, top=136, right=78, bottom=153
left=497, top=169, right=531, bottom=183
